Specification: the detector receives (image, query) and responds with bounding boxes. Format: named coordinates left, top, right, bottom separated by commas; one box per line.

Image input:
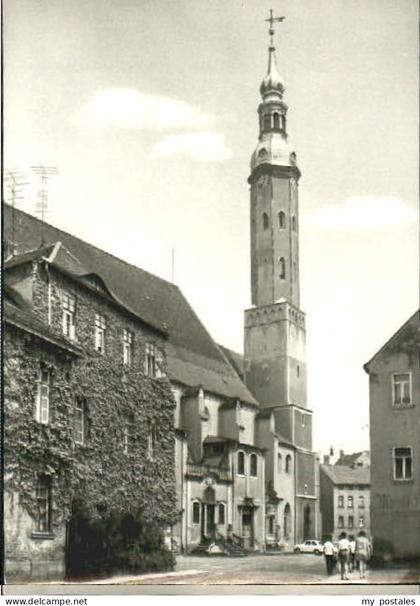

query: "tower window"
left=278, top=211, right=286, bottom=228
left=237, top=451, right=245, bottom=475
left=262, top=212, right=269, bottom=230
left=273, top=113, right=280, bottom=129
left=292, top=216, right=297, bottom=231
left=285, top=454, right=292, bottom=473
left=263, top=114, right=271, bottom=131
left=281, top=115, right=286, bottom=131
left=279, top=257, right=286, bottom=280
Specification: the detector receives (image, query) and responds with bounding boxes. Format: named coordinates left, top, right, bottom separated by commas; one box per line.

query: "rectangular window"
left=338, top=495, right=344, bottom=508
left=338, top=516, right=344, bottom=529
left=74, top=397, right=87, bottom=445
left=94, top=313, right=106, bottom=353
left=62, top=293, right=76, bottom=339
left=35, top=476, right=52, bottom=533
left=123, top=329, right=133, bottom=366
left=144, top=342, right=157, bottom=377
left=392, top=373, right=412, bottom=407
left=359, top=495, right=365, bottom=508
left=348, top=495, right=354, bottom=508
left=147, top=422, right=157, bottom=460
left=348, top=515, right=354, bottom=529
left=35, top=365, right=50, bottom=424
left=192, top=502, right=200, bottom=525
left=219, top=503, right=225, bottom=525
left=393, top=447, right=413, bottom=480
left=359, top=516, right=365, bottom=528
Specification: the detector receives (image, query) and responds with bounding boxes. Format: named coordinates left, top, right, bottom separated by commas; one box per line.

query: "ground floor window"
left=35, top=475, right=52, bottom=533
left=192, top=501, right=200, bottom=525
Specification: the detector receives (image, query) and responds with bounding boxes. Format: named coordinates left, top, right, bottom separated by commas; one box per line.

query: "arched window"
left=237, top=451, right=245, bottom=475
left=262, top=212, right=269, bottom=230
left=273, top=113, right=280, bottom=129
left=292, top=216, right=296, bottom=231
left=250, top=453, right=258, bottom=477
left=279, top=257, right=286, bottom=280
left=277, top=453, right=282, bottom=473
left=263, top=114, right=271, bottom=131
left=278, top=211, right=285, bottom=228
left=283, top=503, right=291, bottom=538
left=192, top=501, right=200, bottom=525
left=285, top=454, right=292, bottom=473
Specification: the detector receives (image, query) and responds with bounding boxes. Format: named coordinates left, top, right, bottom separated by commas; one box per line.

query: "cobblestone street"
left=117, top=553, right=419, bottom=586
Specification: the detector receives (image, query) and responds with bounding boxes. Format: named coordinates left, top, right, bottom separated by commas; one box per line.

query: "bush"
left=66, top=501, right=174, bottom=580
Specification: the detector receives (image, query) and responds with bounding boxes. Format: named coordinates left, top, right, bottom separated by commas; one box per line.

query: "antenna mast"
left=4, top=169, right=28, bottom=257
left=30, top=163, right=59, bottom=244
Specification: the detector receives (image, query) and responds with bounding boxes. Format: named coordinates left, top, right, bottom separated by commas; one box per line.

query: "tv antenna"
left=30, top=163, right=59, bottom=244
left=4, top=169, right=29, bottom=257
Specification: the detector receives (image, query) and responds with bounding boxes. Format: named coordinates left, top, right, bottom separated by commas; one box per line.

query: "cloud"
left=74, top=88, right=215, bottom=131
left=304, top=196, right=418, bottom=232
left=153, top=132, right=232, bottom=162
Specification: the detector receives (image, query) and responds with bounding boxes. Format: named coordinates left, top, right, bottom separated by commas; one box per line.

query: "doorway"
left=241, top=507, right=254, bottom=549
left=303, top=504, right=312, bottom=539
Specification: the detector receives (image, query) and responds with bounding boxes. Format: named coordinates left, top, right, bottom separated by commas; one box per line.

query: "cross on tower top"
left=265, top=9, right=285, bottom=48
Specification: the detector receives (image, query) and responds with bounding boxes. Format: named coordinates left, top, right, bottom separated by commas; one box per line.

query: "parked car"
left=294, top=540, right=324, bottom=555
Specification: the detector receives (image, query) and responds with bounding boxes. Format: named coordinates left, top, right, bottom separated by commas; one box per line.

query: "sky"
left=4, top=0, right=419, bottom=455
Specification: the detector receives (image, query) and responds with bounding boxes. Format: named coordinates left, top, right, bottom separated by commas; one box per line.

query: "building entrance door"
left=201, top=503, right=216, bottom=540
left=303, top=504, right=312, bottom=539
left=242, top=508, right=254, bottom=549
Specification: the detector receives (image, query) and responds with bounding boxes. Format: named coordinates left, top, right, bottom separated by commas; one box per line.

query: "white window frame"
left=147, top=421, right=157, bottom=461
left=94, top=313, right=106, bottom=354
left=62, top=292, right=76, bottom=340
left=393, top=446, right=413, bottom=481
left=35, top=365, right=50, bottom=424
left=192, top=500, right=201, bottom=525
left=392, top=372, right=412, bottom=408
left=348, top=495, right=354, bottom=509
left=35, top=475, right=52, bottom=533
left=74, top=397, right=86, bottom=445
left=338, top=495, right=344, bottom=508
left=144, top=342, right=157, bottom=377
left=123, top=329, right=133, bottom=366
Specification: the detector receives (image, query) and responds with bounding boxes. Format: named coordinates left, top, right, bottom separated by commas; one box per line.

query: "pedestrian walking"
left=355, top=530, right=371, bottom=579
left=337, top=531, right=350, bottom=580
left=323, top=536, right=335, bottom=576
left=349, top=534, right=356, bottom=572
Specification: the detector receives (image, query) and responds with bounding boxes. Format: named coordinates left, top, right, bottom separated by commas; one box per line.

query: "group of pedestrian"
left=323, top=530, right=371, bottom=580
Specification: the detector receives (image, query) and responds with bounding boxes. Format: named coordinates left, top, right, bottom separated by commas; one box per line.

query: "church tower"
left=244, top=16, right=307, bottom=414
left=244, top=14, right=318, bottom=543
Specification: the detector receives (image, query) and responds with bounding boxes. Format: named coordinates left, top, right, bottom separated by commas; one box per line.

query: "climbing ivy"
left=4, top=325, right=177, bottom=530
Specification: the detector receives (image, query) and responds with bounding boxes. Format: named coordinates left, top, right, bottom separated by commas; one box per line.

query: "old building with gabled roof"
left=364, top=310, right=420, bottom=559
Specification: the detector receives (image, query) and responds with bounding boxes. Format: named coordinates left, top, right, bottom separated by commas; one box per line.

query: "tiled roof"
left=321, top=464, right=370, bottom=486
left=218, top=345, right=244, bottom=380
left=4, top=205, right=258, bottom=405
left=335, top=452, right=369, bottom=467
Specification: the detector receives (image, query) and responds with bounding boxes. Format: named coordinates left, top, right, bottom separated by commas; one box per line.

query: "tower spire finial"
left=265, top=9, right=285, bottom=49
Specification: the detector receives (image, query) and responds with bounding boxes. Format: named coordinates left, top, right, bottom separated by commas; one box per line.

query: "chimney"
left=323, top=455, right=330, bottom=465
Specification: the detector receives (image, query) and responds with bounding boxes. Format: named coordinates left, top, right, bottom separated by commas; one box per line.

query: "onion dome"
left=260, top=46, right=284, bottom=98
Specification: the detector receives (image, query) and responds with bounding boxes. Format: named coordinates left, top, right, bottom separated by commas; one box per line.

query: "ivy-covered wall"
left=4, top=259, right=176, bottom=580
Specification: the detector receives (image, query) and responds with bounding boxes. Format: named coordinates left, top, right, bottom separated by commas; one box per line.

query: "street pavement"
left=120, top=553, right=419, bottom=586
